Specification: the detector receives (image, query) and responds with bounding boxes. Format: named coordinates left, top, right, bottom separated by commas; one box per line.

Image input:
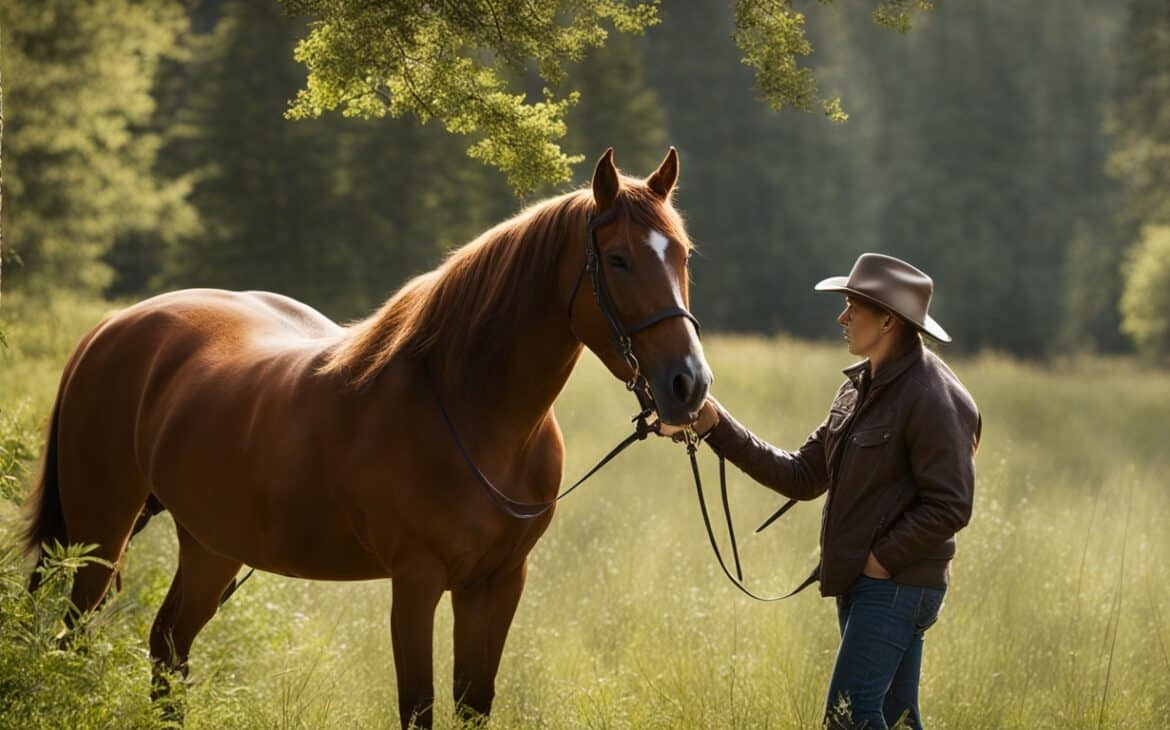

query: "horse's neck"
left=440, top=242, right=584, bottom=453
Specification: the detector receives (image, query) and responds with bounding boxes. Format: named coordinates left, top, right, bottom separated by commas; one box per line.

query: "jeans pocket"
left=916, top=588, right=945, bottom=631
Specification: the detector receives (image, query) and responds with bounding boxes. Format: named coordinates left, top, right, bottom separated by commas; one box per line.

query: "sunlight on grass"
left=1, top=301, right=1167, bottom=728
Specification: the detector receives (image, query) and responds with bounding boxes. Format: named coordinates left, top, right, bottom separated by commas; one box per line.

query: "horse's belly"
left=154, top=468, right=392, bottom=580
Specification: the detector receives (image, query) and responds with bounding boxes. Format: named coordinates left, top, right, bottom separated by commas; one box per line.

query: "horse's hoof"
left=151, top=661, right=189, bottom=725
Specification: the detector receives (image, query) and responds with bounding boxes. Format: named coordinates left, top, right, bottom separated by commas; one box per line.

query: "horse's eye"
left=606, top=253, right=629, bottom=270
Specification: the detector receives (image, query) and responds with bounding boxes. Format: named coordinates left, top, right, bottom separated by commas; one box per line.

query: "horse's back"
left=108, top=288, right=342, bottom=345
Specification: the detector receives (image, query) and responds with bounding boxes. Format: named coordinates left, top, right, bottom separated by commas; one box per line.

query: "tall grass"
left=0, top=296, right=1167, bottom=728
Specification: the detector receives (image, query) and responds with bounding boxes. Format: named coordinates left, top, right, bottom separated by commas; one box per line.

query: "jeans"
left=823, top=574, right=947, bottom=729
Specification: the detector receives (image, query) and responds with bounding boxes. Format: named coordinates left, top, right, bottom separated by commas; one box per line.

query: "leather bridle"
left=423, top=203, right=815, bottom=602
left=566, top=204, right=702, bottom=412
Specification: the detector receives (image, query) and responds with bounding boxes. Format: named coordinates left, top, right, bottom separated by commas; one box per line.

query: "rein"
left=426, top=204, right=814, bottom=601
left=424, top=365, right=658, bottom=520
left=683, top=434, right=818, bottom=601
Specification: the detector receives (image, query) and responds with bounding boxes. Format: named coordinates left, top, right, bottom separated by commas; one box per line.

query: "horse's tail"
left=22, top=384, right=66, bottom=590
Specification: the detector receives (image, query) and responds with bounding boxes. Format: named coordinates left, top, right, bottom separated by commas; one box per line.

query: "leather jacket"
left=704, top=336, right=982, bottom=597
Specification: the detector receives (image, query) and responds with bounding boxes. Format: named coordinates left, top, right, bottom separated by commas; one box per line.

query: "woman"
left=666, top=253, right=981, bottom=729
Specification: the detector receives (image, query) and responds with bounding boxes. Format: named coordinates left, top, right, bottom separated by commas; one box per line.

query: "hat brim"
left=814, top=277, right=952, bottom=343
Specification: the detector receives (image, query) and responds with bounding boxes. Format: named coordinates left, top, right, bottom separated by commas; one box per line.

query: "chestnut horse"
left=21, top=147, right=711, bottom=727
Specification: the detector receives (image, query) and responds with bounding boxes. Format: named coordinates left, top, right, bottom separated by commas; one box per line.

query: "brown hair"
left=849, top=295, right=922, bottom=343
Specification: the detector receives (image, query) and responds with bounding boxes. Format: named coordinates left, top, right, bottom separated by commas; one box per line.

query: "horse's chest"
left=448, top=513, right=554, bottom=586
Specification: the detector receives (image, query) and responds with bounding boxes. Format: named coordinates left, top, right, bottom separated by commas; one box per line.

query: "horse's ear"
left=646, top=146, right=679, bottom=199
left=592, top=147, right=619, bottom=211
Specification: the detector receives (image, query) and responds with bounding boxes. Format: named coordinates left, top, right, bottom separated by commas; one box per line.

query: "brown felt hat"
left=814, top=253, right=951, bottom=343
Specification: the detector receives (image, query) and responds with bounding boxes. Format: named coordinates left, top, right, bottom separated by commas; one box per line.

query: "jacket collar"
left=841, top=336, right=924, bottom=390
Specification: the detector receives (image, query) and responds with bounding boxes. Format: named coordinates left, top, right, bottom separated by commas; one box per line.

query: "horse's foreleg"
left=390, top=565, right=446, bottom=729
left=451, top=561, right=527, bottom=721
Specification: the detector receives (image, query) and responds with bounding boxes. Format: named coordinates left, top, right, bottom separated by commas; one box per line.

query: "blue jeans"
left=823, top=574, right=947, bottom=729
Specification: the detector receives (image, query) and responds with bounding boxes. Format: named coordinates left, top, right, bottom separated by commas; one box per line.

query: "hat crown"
left=814, top=252, right=950, bottom=342
left=846, top=253, right=933, bottom=317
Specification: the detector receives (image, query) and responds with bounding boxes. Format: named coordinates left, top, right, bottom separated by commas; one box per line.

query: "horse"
left=19, top=147, right=712, bottom=727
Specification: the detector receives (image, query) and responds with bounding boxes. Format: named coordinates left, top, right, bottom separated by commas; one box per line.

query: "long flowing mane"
left=319, top=182, right=693, bottom=388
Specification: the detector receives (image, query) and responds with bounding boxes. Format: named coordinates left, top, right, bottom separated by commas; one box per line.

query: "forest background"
left=2, top=0, right=1168, bottom=360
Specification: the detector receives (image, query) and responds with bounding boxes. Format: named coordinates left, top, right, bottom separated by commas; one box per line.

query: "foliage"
left=1, top=27, right=5, bottom=312
left=729, top=0, right=933, bottom=123
left=0, top=404, right=36, bottom=508
left=0, top=0, right=1159, bottom=358
left=0, top=0, right=198, bottom=296
left=281, top=0, right=661, bottom=194
left=562, top=32, right=667, bottom=177
left=0, top=538, right=158, bottom=730
left=1120, top=225, right=1170, bottom=361
left=1106, top=0, right=1170, bottom=230
left=149, top=1, right=521, bottom=318
left=280, top=0, right=934, bottom=192
left=1058, top=220, right=1129, bottom=355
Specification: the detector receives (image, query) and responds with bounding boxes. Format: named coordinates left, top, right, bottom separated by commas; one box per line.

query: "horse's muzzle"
left=651, top=355, right=712, bottom=425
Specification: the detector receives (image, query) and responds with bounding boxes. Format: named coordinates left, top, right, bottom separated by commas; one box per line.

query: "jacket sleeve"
left=702, top=397, right=830, bottom=501
left=870, top=386, right=981, bottom=575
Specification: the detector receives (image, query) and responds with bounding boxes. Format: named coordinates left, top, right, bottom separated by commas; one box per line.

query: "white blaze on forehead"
left=646, top=229, right=708, bottom=373
left=647, top=229, right=671, bottom=263
left=646, top=228, right=691, bottom=319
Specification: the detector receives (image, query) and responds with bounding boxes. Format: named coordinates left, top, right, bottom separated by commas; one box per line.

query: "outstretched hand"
left=654, top=398, right=720, bottom=441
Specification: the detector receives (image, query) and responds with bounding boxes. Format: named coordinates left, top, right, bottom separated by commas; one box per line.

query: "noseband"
left=566, top=205, right=702, bottom=412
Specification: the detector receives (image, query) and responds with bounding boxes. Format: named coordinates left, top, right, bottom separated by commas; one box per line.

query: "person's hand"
left=654, top=398, right=720, bottom=440
left=863, top=551, right=891, bottom=579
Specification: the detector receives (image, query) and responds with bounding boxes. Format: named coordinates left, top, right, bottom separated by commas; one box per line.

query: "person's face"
left=837, top=295, right=893, bottom=356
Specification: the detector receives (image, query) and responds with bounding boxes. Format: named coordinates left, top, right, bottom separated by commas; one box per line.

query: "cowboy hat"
left=814, top=252, right=951, bottom=343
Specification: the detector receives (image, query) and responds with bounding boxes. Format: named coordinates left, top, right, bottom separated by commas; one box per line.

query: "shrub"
left=1120, top=225, right=1170, bottom=361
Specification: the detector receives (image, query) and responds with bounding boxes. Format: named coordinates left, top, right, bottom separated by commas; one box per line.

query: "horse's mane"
left=319, top=181, right=693, bottom=389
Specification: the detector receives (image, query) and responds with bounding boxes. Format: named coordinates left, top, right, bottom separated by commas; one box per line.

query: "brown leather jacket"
left=704, top=336, right=982, bottom=597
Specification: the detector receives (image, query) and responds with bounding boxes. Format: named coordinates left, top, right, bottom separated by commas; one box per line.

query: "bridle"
left=566, top=204, right=702, bottom=411
left=424, top=203, right=814, bottom=602
left=424, top=203, right=699, bottom=515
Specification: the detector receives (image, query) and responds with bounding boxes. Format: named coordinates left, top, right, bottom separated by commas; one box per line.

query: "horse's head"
left=568, top=147, right=713, bottom=427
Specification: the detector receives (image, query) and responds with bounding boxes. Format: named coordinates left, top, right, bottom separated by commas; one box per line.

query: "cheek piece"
left=566, top=205, right=703, bottom=414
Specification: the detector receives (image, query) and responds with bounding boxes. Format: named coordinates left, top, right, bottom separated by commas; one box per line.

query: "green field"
left=1, top=297, right=1168, bottom=728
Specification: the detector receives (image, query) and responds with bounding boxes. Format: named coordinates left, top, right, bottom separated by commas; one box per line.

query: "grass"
left=1, top=294, right=1168, bottom=728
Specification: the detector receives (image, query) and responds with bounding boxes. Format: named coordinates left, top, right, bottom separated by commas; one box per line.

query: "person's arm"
left=701, top=397, right=830, bottom=502
left=870, top=389, right=981, bottom=575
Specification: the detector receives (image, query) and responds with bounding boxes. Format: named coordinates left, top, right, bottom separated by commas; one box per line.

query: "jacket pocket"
left=839, top=427, right=892, bottom=483
left=870, top=472, right=916, bottom=545
left=851, top=428, right=892, bottom=447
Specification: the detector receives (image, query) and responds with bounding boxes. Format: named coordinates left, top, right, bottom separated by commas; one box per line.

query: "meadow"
left=1, top=294, right=1168, bottom=728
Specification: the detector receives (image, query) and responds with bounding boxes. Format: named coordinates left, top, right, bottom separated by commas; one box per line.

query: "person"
left=661, top=253, right=982, bottom=729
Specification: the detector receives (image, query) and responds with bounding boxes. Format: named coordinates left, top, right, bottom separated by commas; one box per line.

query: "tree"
left=156, top=1, right=518, bottom=318
left=640, top=0, right=859, bottom=337
left=0, top=0, right=197, bottom=296
left=561, top=31, right=667, bottom=179
left=278, top=0, right=932, bottom=193
left=1107, top=0, right=1170, bottom=231
left=1120, top=225, right=1170, bottom=361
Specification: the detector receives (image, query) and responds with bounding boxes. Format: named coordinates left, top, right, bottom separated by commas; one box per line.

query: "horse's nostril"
left=672, top=371, right=695, bottom=404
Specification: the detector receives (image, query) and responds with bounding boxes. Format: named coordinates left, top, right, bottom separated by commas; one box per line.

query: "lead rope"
left=717, top=449, right=743, bottom=581
left=685, top=430, right=818, bottom=601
